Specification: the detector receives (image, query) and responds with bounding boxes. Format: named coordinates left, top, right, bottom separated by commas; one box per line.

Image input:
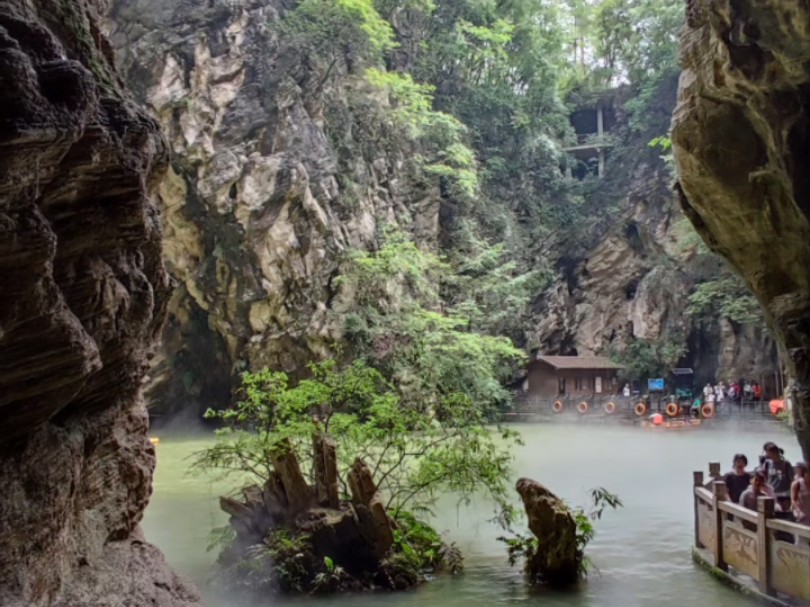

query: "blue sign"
left=648, top=378, right=665, bottom=391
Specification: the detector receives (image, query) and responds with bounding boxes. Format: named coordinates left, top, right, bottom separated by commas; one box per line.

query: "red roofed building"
left=525, top=355, right=622, bottom=398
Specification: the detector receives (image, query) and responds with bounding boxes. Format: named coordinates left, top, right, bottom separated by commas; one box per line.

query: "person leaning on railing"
left=738, top=470, right=779, bottom=512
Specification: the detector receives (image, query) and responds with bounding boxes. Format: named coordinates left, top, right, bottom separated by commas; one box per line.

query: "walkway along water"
left=692, top=464, right=810, bottom=605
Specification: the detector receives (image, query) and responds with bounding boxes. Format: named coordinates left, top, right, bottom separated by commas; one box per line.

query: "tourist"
left=714, top=383, right=725, bottom=404
left=728, top=381, right=740, bottom=402
left=752, top=381, right=763, bottom=401
left=761, top=442, right=794, bottom=511
left=723, top=454, right=752, bottom=504
left=791, top=462, right=810, bottom=526
left=739, top=470, right=777, bottom=511
left=622, top=383, right=630, bottom=398
left=691, top=395, right=702, bottom=417
left=744, top=381, right=754, bottom=401
left=706, top=388, right=715, bottom=405
left=703, top=382, right=713, bottom=400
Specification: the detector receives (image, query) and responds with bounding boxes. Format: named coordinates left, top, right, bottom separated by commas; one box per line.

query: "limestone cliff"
left=0, top=1, right=197, bottom=604
left=107, top=0, right=439, bottom=414
left=106, top=0, right=774, bottom=416
left=672, top=0, right=810, bottom=456
left=529, top=81, right=776, bottom=387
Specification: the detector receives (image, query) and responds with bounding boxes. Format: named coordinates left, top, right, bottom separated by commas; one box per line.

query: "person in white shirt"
left=739, top=471, right=779, bottom=511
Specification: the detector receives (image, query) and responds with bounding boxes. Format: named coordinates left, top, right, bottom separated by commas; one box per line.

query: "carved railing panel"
left=770, top=537, right=810, bottom=601
left=722, top=519, right=758, bottom=579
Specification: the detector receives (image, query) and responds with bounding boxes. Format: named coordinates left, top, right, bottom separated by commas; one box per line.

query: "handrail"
left=694, top=486, right=713, bottom=504
left=693, top=463, right=810, bottom=604
left=717, top=499, right=759, bottom=523
left=768, top=517, right=810, bottom=539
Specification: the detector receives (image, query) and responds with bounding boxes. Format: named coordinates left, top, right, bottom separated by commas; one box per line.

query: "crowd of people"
left=700, top=379, right=763, bottom=405
left=722, top=442, right=810, bottom=526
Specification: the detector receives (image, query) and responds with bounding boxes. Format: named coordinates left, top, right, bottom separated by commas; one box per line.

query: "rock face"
left=515, top=478, right=580, bottom=587
left=672, top=0, right=810, bottom=456
left=0, top=1, right=198, bottom=605
left=530, top=81, right=776, bottom=386
left=106, top=0, right=439, bottom=415
left=105, top=0, right=775, bottom=416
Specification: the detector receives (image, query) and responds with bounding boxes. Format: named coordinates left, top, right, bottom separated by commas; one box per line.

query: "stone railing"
left=693, top=465, right=810, bottom=603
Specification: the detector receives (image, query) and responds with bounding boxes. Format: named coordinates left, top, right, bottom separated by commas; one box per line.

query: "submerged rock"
left=672, top=0, right=810, bottom=457
left=516, top=478, right=580, bottom=587
left=0, top=0, right=197, bottom=604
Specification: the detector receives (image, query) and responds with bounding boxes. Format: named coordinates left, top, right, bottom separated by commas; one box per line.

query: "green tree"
left=337, top=231, right=526, bottom=415
left=687, top=277, right=764, bottom=327
left=612, top=334, right=687, bottom=380
left=198, top=358, right=521, bottom=522
left=282, top=0, right=396, bottom=83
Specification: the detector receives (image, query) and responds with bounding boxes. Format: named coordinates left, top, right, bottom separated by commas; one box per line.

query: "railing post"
left=713, top=480, right=728, bottom=570
left=694, top=471, right=705, bottom=548
left=757, top=496, right=775, bottom=595
left=709, top=462, right=721, bottom=481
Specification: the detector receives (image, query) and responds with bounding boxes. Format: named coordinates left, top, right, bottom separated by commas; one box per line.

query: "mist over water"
left=143, top=421, right=797, bottom=607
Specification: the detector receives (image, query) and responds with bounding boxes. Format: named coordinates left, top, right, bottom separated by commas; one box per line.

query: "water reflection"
left=143, top=421, right=797, bottom=606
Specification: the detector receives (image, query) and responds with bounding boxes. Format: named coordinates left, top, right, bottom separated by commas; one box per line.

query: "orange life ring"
left=577, top=401, right=589, bottom=414
left=604, top=401, right=616, bottom=414
left=701, top=403, right=715, bottom=418
left=552, top=400, right=564, bottom=413
left=634, top=402, right=647, bottom=416
left=665, top=402, right=680, bottom=417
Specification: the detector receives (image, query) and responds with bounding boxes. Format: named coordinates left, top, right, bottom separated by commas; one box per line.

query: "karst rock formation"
left=106, top=0, right=441, bottom=413
left=105, top=0, right=774, bottom=416
left=0, top=1, right=198, bottom=605
left=672, top=0, right=810, bottom=457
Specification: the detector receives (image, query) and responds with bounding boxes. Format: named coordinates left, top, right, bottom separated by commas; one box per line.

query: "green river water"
left=143, top=421, right=798, bottom=607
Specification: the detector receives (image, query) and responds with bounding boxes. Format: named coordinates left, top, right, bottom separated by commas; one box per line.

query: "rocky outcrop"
left=672, top=0, right=810, bottom=456
left=106, top=0, right=439, bottom=415
left=104, top=0, right=775, bottom=417
left=515, top=478, right=580, bottom=587
left=218, top=435, right=404, bottom=593
left=530, top=80, right=776, bottom=385
left=0, top=1, right=197, bottom=604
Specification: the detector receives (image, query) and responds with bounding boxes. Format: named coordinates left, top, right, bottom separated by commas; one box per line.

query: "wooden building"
left=525, top=355, right=622, bottom=398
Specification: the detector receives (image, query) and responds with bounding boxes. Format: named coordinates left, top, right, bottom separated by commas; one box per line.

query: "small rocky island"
left=216, top=434, right=435, bottom=593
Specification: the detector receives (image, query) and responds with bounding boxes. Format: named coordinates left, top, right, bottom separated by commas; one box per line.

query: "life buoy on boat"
left=701, top=403, right=715, bottom=419
left=604, top=401, right=616, bottom=414
left=577, top=401, right=589, bottom=414
left=634, top=402, right=647, bottom=416
left=665, top=402, right=680, bottom=417
left=552, top=400, right=564, bottom=413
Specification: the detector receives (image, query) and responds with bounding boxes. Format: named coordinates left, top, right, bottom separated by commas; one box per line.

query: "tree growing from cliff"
left=335, top=231, right=527, bottom=414
left=282, top=0, right=396, bottom=83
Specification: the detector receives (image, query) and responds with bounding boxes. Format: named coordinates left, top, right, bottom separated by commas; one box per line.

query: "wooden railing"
left=693, top=464, right=810, bottom=602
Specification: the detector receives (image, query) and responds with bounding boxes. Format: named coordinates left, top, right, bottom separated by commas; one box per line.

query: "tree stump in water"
left=516, top=477, right=580, bottom=587
left=216, top=433, right=403, bottom=592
